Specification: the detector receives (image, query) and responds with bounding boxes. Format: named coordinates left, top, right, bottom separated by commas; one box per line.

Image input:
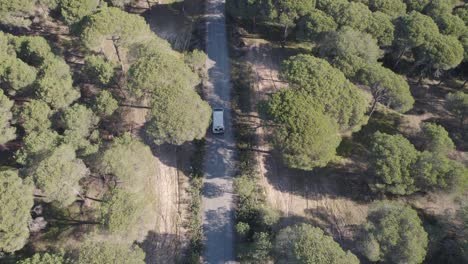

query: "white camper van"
left=212, top=108, right=225, bottom=134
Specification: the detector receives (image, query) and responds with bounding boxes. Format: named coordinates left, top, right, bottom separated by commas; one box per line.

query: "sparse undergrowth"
left=186, top=140, right=205, bottom=264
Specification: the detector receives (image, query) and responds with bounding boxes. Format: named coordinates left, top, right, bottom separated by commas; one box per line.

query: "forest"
left=227, top=0, right=468, bottom=263
left=0, top=0, right=467, bottom=263
left=0, top=0, right=210, bottom=263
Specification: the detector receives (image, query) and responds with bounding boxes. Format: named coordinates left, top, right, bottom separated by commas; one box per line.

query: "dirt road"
left=202, top=0, right=237, bottom=263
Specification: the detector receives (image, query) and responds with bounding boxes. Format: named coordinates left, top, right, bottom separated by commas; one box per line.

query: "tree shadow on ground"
left=140, top=232, right=181, bottom=264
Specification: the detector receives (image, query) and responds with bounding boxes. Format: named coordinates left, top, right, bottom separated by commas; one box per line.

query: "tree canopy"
left=60, top=0, right=100, bottom=25
left=0, top=169, right=33, bottom=253
left=145, top=87, right=211, bottom=145
left=369, top=0, right=407, bottom=17
left=275, top=224, right=359, bottom=264
left=0, top=0, right=36, bottom=27
left=99, top=189, right=151, bottom=239
left=265, top=90, right=341, bottom=170
left=356, top=63, right=414, bottom=114
left=0, top=89, right=16, bottom=144
left=30, top=144, right=89, bottom=206
left=80, top=7, right=155, bottom=56
left=84, top=55, right=116, bottom=86
left=77, top=240, right=145, bottom=264
left=416, top=34, right=464, bottom=72
left=445, top=91, right=468, bottom=128
left=320, top=28, right=383, bottom=78
left=17, top=253, right=68, bottom=264
left=93, top=90, right=118, bottom=117
left=394, top=11, right=440, bottom=50
left=361, top=202, right=428, bottom=264
left=297, top=9, right=337, bottom=41
left=281, top=54, right=368, bottom=130
left=420, top=122, right=455, bottom=154
left=96, top=134, right=157, bottom=191
left=368, top=11, right=395, bottom=46
left=369, top=132, right=419, bottom=195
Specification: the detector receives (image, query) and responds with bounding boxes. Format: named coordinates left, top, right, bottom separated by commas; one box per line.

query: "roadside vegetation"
left=0, top=0, right=209, bottom=263
left=228, top=0, right=468, bottom=263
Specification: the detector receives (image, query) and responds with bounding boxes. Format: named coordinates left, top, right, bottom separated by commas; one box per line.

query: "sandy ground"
left=119, top=105, right=192, bottom=264
left=242, top=40, right=467, bottom=253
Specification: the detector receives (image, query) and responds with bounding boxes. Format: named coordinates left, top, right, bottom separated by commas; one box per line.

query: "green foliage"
left=234, top=174, right=279, bottom=231
left=369, top=132, right=419, bottom=195
left=268, top=0, right=316, bottom=30
left=19, top=100, right=53, bottom=133
left=236, top=222, right=251, bottom=237
left=77, top=240, right=145, bottom=264
left=367, top=11, right=395, bottom=46
left=0, top=89, right=16, bottom=144
left=404, top=0, right=430, bottom=12
left=36, top=57, right=80, bottom=109
left=59, top=104, right=99, bottom=153
left=127, top=51, right=198, bottom=98
left=30, top=144, right=89, bottom=207
left=17, top=253, right=68, bottom=264
left=281, top=54, right=368, bottom=129
left=60, top=104, right=99, bottom=140
left=446, top=91, right=468, bottom=127
left=320, top=28, right=383, bottom=77
left=145, top=87, right=211, bottom=145
left=93, top=90, right=118, bottom=117
left=0, top=0, right=36, bottom=27
left=297, top=9, right=337, bottom=41
left=127, top=39, right=210, bottom=146
left=356, top=63, right=414, bottom=113
left=0, top=169, right=33, bottom=253
left=0, top=56, right=37, bottom=93
left=16, top=130, right=60, bottom=165
left=266, top=90, right=341, bottom=170
left=14, top=36, right=53, bottom=67
left=335, top=2, right=373, bottom=31
left=184, top=49, right=208, bottom=79
left=461, top=33, right=468, bottom=62
left=414, top=151, right=467, bottom=191
left=417, top=34, right=464, bottom=71
left=239, top=232, right=272, bottom=262
left=275, top=224, right=359, bottom=264
left=455, top=5, right=468, bottom=25
left=97, top=134, right=156, bottom=191
left=316, top=0, right=348, bottom=18
left=361, top=202, right=428, bottom=264
left=84, top=55, right=116, bottom=85
left=60, top=0, right=100, bottom=24
left=420, top=122, right=455, bottom=154
left=100, top=189, right=146, bottom=234
left=369, top=0, right=407, bottom=17
left=226, top=0, right=268, bottom=22
left=80, top=7, right=154, bottom=52
left=434, top=13, right=467, bottom=38
left=423, top=0, right=457, bottom=18
left=394, top=11, right=440, bottom=49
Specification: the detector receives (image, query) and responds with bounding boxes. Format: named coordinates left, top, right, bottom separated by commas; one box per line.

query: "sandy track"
left=120, top=107, right=189, bottom=264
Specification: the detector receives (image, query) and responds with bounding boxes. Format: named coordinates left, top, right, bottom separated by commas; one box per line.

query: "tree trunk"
left=252, top=16, right=256, bottom=32
left=111, top=37, right=124, bottom=72
left=394, top=47, right=407, bottom=68
left=118, top=103, right=151, bottom=109
left=368, top=98, right=379, bottom=118
left=283, top=24, right=288, bottom=43
left=461, top=80, right=467, bottom=89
